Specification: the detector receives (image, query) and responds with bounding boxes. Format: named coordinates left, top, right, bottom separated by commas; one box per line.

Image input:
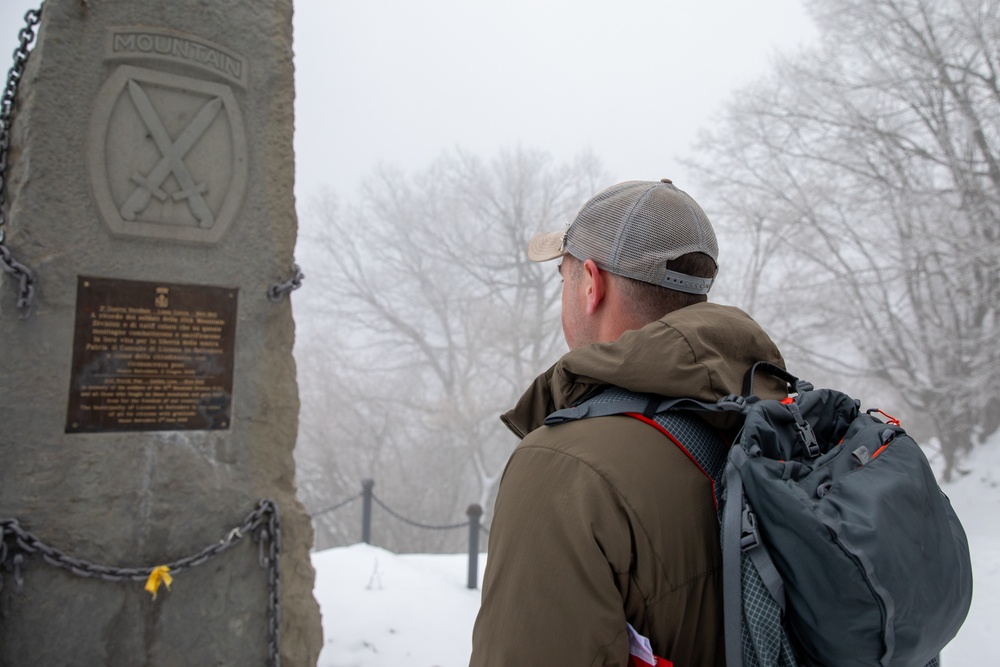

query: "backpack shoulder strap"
left=544, top=390, right=745, bottom=426
left=546, top=387, right=734, bottom=504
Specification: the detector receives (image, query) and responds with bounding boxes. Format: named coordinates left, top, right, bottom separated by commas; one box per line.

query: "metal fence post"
left=466, top=503, right=483, bottom=589
left=361, top=478, right=374, bottom=544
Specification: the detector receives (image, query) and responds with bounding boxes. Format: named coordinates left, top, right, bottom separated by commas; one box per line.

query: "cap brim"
left=526, top=230, right=567, bottom=262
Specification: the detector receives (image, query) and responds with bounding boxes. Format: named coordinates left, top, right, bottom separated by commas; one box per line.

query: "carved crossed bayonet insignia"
left=120, top=80, right=222, bottom=228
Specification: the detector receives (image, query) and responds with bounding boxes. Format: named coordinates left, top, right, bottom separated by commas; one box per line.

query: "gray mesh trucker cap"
left=526, top=179, right=719, bottom=294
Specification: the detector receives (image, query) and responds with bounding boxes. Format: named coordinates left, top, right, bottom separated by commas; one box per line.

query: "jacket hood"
left=501, top=302, right=786, bottom=438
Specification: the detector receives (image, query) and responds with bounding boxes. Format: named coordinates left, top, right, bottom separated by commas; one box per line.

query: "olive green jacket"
left=470, top=302, right=785, bottom=667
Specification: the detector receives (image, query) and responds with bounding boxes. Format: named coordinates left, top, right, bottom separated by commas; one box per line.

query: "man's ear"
left=582, top=259, right=606, bottom=315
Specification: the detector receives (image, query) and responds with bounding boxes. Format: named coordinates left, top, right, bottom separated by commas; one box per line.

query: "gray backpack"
left=545, top=362, right=972, bottom=667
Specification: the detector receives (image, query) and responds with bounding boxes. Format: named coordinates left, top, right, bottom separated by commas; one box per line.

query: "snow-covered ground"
left=312, top=439, right=999, bottom=666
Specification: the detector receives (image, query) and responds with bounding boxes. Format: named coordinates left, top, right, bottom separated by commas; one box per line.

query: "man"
left=470, top=179, right=786, bottom=666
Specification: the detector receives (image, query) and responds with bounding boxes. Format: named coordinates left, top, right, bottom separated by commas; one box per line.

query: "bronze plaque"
left=66, top=276, right=238, bottom=433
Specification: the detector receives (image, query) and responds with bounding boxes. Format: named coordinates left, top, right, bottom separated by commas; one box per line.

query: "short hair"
left=611, top=252, right=717, bottom=321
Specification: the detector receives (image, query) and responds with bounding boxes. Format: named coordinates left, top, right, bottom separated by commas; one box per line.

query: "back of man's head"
left=527, top=179, right=719, bottom=319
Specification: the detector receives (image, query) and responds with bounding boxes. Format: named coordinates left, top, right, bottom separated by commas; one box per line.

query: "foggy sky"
left=0, top=0, right=816, bottom=206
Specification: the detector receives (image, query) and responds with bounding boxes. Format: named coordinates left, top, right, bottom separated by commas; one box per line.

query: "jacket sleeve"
left=470, top=438, right=635, bottom=667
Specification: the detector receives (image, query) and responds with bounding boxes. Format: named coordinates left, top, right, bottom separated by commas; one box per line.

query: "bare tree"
left=693, top=0, right=1000, bottom=479
left=295, top=148, right=607, bottom=551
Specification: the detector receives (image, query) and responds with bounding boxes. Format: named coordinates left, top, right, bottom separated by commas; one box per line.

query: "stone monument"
left=0, top=1, right=322, bottom=665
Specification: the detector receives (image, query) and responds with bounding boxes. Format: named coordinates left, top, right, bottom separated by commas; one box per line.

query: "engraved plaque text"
left=66, top=276, right=238, bottom=433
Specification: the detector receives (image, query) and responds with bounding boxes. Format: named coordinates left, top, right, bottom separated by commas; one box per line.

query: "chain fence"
left=0, top=499, right=282, bottom=667
left=312, top=492, right=360, bottom=517
left=313, top=478, right=489, bottom=589
left=370, top=493, right=472, bottom=532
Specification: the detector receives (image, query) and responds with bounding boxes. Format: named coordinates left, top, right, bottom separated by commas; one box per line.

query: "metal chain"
left=259, top=500, right=282, bottom=667
left=312, top=493, right=360, bottom=516
left=0, top=5, right=42, bottom=318
left=0, top=243, right=34, bottom=315
left=267, top=264, right=304, bottom=301
left=0, top=498, right=281, bottom=667
left=371, top=493, right=470, bottom=531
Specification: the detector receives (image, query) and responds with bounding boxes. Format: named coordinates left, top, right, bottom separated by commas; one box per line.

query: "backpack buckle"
left=740, top=506, right=761, bottom=551
left=785, top=399, right=822, bottom=458
left=796, top=421, right=821, bottom=458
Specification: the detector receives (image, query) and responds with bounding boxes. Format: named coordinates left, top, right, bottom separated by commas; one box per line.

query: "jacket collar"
left=501, top=302, right=785, bottom=438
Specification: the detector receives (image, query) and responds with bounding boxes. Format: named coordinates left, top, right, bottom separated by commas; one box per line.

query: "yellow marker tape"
left=145, top=565, right=173, bottom=600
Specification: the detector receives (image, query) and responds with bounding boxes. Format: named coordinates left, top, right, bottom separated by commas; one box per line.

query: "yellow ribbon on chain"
left=145, top=565, right=173, bottom=600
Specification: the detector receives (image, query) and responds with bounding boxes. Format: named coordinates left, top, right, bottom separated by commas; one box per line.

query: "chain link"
left=371, top=493, right=470, bottom=531
left=262, top=501, right=282, bottom=667
left=267, top=264, right=304, bottom=301
left=0, top=243, right=34, bottom=317
left=0, top=5, right=42, bottom=318
left=312, top=493, right=360, bottom=516
left=0, top=498, right=281, bottom=667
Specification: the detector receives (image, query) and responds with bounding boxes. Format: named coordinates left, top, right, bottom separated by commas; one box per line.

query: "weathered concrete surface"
left=0, top=1, right=322, bottom=665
